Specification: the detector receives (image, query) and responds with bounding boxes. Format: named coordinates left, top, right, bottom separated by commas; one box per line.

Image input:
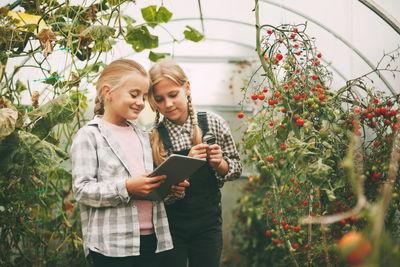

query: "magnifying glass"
left=203, top=132, right=216, bottom=145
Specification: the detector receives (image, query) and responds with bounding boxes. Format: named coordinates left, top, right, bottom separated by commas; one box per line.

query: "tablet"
left=146, top=154, right=206, bottom=201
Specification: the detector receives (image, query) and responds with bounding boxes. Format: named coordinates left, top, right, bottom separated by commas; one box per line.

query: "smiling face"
left=102, top=72, right=149, bottom=126
left=152, top=77, right=190, bottom=125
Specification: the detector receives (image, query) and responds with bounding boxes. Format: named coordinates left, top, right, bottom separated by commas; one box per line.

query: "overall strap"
left=196, top=111, right=209, bottom=136
left=157, top=122, right=173, bottom=151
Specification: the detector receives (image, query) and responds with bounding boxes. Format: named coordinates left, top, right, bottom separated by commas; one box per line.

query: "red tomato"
left=339, top=232, right=372, bottom=265
left=296, top=118, right=305, bottom=126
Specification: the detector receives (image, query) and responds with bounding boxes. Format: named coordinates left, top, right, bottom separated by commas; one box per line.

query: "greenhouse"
left=0, top=0, right=399, bottom=266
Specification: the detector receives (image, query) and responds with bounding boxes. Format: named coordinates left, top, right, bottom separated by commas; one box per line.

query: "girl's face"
left=103, top=72, right=149, bottom=126
left=152, top=78, right=189, bottom=125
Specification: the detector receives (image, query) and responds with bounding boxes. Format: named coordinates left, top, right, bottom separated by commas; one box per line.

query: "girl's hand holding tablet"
left=170, top=180, right=190, bottom=198
left=126, top=174, right=166, bottom=197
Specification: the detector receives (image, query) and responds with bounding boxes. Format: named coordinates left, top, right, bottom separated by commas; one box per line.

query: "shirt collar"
left=88, top=115, right=140, bottom=129
left=163, top=115, right=193, bottom=134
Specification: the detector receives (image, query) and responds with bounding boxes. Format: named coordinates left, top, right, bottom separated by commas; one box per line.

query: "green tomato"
left=261, top=165, right=268, bottom=171
left=382, top=164, right=389, bottom=171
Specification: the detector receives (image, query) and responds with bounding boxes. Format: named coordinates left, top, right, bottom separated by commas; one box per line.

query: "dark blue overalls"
left=156, top=112, right=222, bottom=267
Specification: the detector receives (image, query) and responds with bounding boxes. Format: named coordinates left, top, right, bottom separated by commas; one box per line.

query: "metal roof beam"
left=358, top=0, right=400, bottom=35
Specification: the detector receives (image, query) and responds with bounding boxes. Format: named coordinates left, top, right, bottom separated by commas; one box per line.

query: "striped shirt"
left=70, top=116, right=173, bottom=257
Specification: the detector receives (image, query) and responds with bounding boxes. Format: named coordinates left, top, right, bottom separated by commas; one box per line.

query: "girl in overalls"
left=148, top=59, right=242, bottom=267
left=70, top=59, right=175, bottom=267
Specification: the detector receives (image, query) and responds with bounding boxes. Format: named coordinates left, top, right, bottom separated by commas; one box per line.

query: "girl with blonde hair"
left=70, top=59, right=176, bottom=267
left=148, top=58, right=242, bottom=267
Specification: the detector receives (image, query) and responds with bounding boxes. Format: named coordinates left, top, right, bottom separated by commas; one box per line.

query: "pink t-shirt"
left=102, top=119, right=154, bottom=235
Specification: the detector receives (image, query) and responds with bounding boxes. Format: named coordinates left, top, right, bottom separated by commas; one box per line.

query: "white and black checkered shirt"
left=161, top=111, right=242, bottom=187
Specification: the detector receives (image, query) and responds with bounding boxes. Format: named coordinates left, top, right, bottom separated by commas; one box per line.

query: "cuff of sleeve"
left=116, top=180, right=131, bottom=203
left=215, top=156, right=234, bottom=184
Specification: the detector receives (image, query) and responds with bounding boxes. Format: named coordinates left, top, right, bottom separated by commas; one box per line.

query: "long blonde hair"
left=148, top=58, right=202, bottom=165
left=94, top=59, right=149, bottom=115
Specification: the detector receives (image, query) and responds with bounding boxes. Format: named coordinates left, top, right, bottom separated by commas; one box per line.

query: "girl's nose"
left=136, top=96, right=144, bottom=107
left=165, top=98, right=173, bottom=107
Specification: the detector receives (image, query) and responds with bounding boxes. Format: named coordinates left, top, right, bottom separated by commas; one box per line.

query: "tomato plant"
left=230, top=1, right=400, bottom=266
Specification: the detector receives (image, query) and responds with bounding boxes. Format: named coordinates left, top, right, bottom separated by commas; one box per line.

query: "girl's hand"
left=125, top=174, right=166, bottom=197
left=171, top=179, right=190, bottom=198
left=208, top=144, right=223, bottom=169
left=188, top=143, right=209, bottom=159
left=208, top=144, right=229, bottom=175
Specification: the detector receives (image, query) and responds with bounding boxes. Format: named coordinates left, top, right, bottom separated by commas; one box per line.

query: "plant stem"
left=255, top=0, right=277, bottom=88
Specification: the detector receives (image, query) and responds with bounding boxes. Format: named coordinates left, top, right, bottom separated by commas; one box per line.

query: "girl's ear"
left=102, top=85, right=112, bottom=100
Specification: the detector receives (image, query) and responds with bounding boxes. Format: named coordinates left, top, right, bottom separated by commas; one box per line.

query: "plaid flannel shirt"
left=70, top=116, right=173, bottom=257
left=161, top=111, right=242, bottom=204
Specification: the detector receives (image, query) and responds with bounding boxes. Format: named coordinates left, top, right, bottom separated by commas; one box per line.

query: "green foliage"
left=126, top=25, right=159, bottom=52
left=28, top=95, right=76, bottom=139
left=0, top=0, right=205, bottom=264
left=0, top=95, right=84, bottom=266
left=0, top=107, right=18, bottom=138
left=81, top=25, right=115, bottom=41
left=141, top=5, right=172, bottom=28
left=149, top=51, right=170, bottom=62
left=231, top=21, right=400, bottom=267
left=184, top=25, right=204, bottom=42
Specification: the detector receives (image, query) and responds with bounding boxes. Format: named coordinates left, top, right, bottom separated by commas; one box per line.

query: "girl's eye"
left=154, top=97, right=163, bottom=103
left=131, top=93, right=138, bottom=98
left=169, top=93, right=177, bottom=98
